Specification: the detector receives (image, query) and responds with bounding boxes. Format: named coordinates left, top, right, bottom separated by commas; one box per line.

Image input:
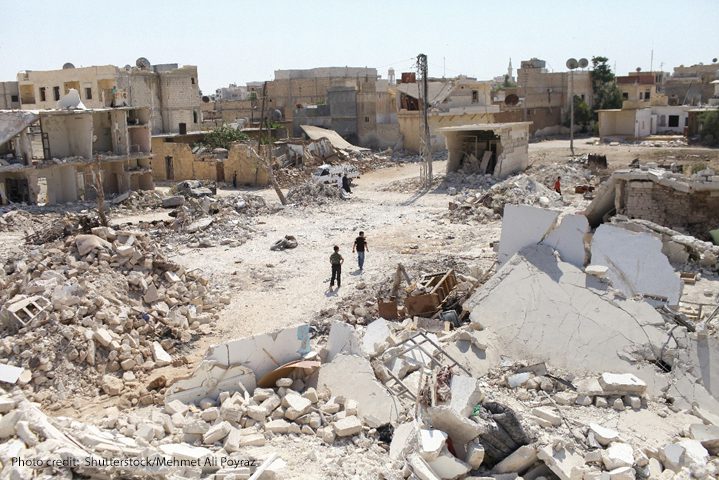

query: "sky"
left=2, top=0, right=717, bottom=93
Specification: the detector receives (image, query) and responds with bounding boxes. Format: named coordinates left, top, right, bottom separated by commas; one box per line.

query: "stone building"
left=585, top=167, right=719, bottom=240
left=0, top=107, right=153, bottom=205
left=151, top=133, right=268, bottom=186
left=394, top=77, right=500, bottom=153
left=597, top=73, right=690, bottom=139
left=0, top=82, right=20, bottom=109
left=663, top=62, right=719, bottom=106
left=439, top=122, right=531, bottom=178
left=16, top=62, right=201, bottom=134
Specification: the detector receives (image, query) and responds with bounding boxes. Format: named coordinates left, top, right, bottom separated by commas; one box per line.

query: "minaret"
left=508, top=58, right=513, bottom=82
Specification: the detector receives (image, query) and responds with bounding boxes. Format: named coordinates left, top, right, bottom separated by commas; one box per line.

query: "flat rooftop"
left=438, top=122, right=532, bottom=132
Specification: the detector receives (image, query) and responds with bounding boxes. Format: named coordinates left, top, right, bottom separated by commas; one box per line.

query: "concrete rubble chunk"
left=202, top=421, right=231, bottom=444
left=317, top=354, right=395, bottom=427
left=419, top=429, right=448, bottom=461
left=76, top=234, right=113, bottom=256
left=93, top=328, right=113, bottom=347
left=465, top=441, right=485, bottom=469
left=531, top=407, right=561, bottom=427
left=265, top=419, right=291, bottom=434
left=151, top=341, right=172, bottom=367
left=283, top=393, right=312, bottom=420
left=676, top=439, right=709, bottom=467
left=588, top=423, right=620, bottom=446
left=537, top=443, right=585, bottom=480
left=508, top=372, right=532, bottom=388
left=542, top=213, right=590, bottom=267
left=165, top=399, right=189, bottom=416
left=427, top=446, right=472, bottom=480
left=591, top=224, right=682, bottom=305
left=390, top=421, right=418, bottom=461
left=427, top=406, right=482, bottom=457
left=599, top=373, right=647, bottom=396
left=101, top=375, right=123, bottom=396
left=606, top=466, right=636, bottom=479
left=493, top=444, right=538, bottom=474
left=326, top=321, right=362, bottom=361
left=159, top=443, right=211, bottom=461
left=333, top=415, right=362, bottom=437
left=448, top=375, right=484, bottom=417
left=409, top=453, right=441, bottom=480
left=362, top=318, right=391, bottom=357
left=602, top=442, right=634, bottom=470
left=689, top=423, right=719, bottom=453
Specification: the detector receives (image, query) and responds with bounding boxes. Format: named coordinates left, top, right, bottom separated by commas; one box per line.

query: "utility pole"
left=257, top=81, right=286, bottom=205
left=417, top=53, right=432, bottom=186
left=565, top=58, right=587, bottom=157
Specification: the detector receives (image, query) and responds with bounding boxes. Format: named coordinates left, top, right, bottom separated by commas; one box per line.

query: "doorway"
left=165, top=156, right=174, bottom=180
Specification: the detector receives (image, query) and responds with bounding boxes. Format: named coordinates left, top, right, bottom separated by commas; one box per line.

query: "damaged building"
left=0, top=106, right=153, bottom=205
left=585, top=166, right=719, bottom=240
left=440, top=122, right=531, bottom=178
left=16, top=61, right=202, bottom=134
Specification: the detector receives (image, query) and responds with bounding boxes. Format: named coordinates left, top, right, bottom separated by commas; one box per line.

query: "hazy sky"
left=2, top=0, right=717, bottom=93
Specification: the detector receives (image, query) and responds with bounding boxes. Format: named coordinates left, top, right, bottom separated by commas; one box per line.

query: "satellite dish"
left=271, top=109, right=283, bottom=121
left=124, top=64, right=132, bottom=70
left=578, top=58, right=589, bottom=69
left=62, top=62, right=75, bottom=69
left=713, top=58, right=718, bottom=64
left=201, top=95, right=210, bottom=103
left=566, top=58, right=578, bottom=69
left=57, top=89, right=86, bottom=110
left=636, top=67, right=642, bottom=72
left=136, top=57, right=151, bottom=69
left=505, top=93, right=519, bottom=106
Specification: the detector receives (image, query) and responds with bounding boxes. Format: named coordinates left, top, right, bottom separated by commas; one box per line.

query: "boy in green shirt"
left=330, top=245, right=344, bottom=289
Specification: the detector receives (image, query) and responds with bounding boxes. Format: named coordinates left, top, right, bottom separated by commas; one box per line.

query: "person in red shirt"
left=554, top=176, right=561, bottom=195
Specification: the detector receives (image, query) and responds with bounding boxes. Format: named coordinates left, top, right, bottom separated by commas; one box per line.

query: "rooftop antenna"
left=443, top=57, right=446, bottom=79
left=650, top=48, right=654, bottom=72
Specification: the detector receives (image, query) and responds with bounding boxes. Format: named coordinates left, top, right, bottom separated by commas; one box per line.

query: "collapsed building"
left=585, top=166, right=719, bottom=240
left=440, top=122, right=531, bottom=178
left=0, top=106, right=153, bottom=205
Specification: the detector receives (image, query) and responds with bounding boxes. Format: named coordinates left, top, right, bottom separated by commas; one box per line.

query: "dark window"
left=11, top=95, right=18, bottom=102
left=364, top=116, right=370, bottom=122
left=191, top=77, right=196, bottom=85
left=193, top=111, right=198, bottom=123
left=39, top=87, right=47, bottom=101
left=53, top=86, right=60, bottom=101
left=85, top=87, right=92, bottom=100
left=622, top=92, right=629, bottom=100
left=471, top=90, right=479, bottom=103
left=668, top=115, right=679, bottom=127
left=645, top=91, right=651, bottom=100
left=580, top=94, right=585, bottom=101
left=684, top=117, right=689, bottom=127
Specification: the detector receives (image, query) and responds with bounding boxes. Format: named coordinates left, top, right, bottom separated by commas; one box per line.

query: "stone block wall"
left=622, top=180, right=719, bottom=239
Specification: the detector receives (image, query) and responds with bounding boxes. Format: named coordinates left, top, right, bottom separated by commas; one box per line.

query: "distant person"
left=232, top=172, right=237, bottom=189
left=341, top=173, right=352, bottom=194
left=554, top=176, right=561, bottom=195
left=329, top=245, right=344, bottom=289
left=353, top=231, right=368, bottom=271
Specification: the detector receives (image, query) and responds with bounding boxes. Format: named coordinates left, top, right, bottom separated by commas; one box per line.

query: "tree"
left=699, top=110, right=719, bottom=146
left=201, top=125, right=249, bottom=150
left=590, top=56, right=623, bottom=120
left=565, top=95, right=592, bottom=132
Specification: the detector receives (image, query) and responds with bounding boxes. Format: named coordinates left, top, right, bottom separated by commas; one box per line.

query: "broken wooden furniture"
left=405, top=270, right=457, bottom=317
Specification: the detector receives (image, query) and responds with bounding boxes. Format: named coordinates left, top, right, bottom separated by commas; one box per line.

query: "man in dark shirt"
left=353, top=231, right=368, bottom=271
left=329, top=245, right=343, bottom=289
left=341, top=174, right=352, bottom=194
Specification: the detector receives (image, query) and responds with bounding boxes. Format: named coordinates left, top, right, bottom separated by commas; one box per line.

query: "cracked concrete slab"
left=591, top=224, right=682, bottom=305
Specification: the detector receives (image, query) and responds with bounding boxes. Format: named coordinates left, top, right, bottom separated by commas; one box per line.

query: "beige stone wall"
left=225, top=144, right=269, bottom=186
left=151, top=138, right=195, bottom=181
left=621, top=180, right=719, bottom=239
left=17, top=65, right=118, bottom=109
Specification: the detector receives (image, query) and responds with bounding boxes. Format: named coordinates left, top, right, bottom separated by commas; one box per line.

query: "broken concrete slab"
left=602, top=442, right=634, bottom=470
left=466, top=245, right=675, bottom=381
left=465, top=441, right=485, bottom=469
left=427, top=446, right=472, bottom=479
left=492, top=444, right=538, bottom=474
left=409, top=453, right=441, bottom=480
left=166, top=325, right=309, bottom=404
left=448, top=375, right=484, bottom=417
left=159, top=443, right=212, bottom=461
left=530, top=407, right=561, bottom=427
left=333, top=415, right=362, bottom=437
left=689, top=423, right=719, bottom=453
left=326, top=321, right=362, bottom=361
left=419, top=429, right=448, bottom=461
left=498, top=205, right=560, bottom=266
left=542, top=213, right=590, bottom=267
left=599, top=373, right=647, bottom=396
left=591, top=224, right=682, bottom=305
left=362, top=318, right=391, bottom=357
left=151, top=341, right=172, bottom=367
left=390, top=421, right=418, bottom=461
left=537, top=443, right=585, bottom=480
left=427, top=406, right=482, bottom=456
left=317, top=354, right=398, bottom=427
left=588, top=423, right=620, bottom=446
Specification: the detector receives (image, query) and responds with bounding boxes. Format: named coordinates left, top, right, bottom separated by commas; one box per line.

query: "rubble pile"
left=0, top=228, right=228, bottom=406
left=111, top=190, right=164, bottom=213
left=158, top=193, right=271, bottom=248
left=526, top=163, right=595, bottom=188
left=286, top=181, right=340, bottom=206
